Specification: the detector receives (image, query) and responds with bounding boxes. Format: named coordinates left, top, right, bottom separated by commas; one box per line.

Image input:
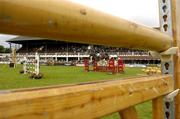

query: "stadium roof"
left=7, top=36, right=87, bottom=45
left=7, top=36, right=48, bottom=42
left=7, top=36, right=67, bottom=44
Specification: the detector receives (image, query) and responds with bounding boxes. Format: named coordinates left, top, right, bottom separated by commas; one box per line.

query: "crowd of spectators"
left=17, top=43, right=148, bottom=56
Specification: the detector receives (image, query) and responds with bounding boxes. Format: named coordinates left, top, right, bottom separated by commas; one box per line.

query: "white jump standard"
left=23, top=53, right=42, bottom=79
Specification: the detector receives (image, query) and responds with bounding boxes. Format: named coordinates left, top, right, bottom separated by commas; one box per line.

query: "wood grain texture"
left=172, top=0, right=180, bottom=119
left=0, top=75, right=173, bottom=119
left=119, top=106, right=138, bottom=119
left=0, top=0, right=172, bottom=52
left=152, top=96, right=164, bottom=119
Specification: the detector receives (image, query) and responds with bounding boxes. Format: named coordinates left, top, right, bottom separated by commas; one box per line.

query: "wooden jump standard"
left=0, top=0, right=180, bottom=119
left=0, top=76, right=173, bottom=119
left=172, top=1, right=180, bottom=119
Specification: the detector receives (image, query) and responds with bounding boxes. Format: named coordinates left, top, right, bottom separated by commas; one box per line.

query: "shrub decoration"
left=142, top=66, right=161, bottom=75
left=29, top=73, right=43, bottom=79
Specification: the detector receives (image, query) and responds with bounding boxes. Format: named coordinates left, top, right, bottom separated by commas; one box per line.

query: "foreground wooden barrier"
left=0, top=75, right=173, bottom=119
left=172, top=1, right=180, bottom=118
left=0, top=0, right=172, bottom=52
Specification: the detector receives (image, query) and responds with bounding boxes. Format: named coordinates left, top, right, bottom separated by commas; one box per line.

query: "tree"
left=4, top=48, right=11, bottom=53
left=0, top=45, right=5, bottom=53
left=0, top=45, right=11, bottom=53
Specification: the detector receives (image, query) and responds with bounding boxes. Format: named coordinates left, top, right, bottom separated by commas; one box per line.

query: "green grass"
left=0, top=64, right=144, bottom=90
left=0, top=64, right=151, bottom=119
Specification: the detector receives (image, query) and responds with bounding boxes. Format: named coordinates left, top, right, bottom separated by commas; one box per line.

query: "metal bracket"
left=165, top=89, right=180, bottom=102
left=158, top=0, right=175, bottom=118
left=160, top=47, right=178, bottom=119
left=149, top=47, right=178, bottom=61
left=160, top=47, right=178, bottom=62
left=164, top=89, right=179, bottom=119
left=160, top=47, right=178, bottom=55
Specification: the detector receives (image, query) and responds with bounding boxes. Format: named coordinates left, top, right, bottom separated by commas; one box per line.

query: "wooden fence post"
left=153, top=96, right=164, bottom=119
left=171, top=0, right=180, bottom=119
left=119, top=106, right=138, bottom=119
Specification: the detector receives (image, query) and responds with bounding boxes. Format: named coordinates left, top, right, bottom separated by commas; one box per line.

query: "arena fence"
left=0, top=0, right=180, bottom=119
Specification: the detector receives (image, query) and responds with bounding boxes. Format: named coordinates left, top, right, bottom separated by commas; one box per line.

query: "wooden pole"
left=0, top=0, right=172, bottom=52
left=11, top=48, right=16, bottom=68
left=0, top=75, right=173, bottom=119
left=171, top=0, right=180, bottom=119
left=119, top=106, right=138, bottom=119
left=152, top=96, right=164, bottom=119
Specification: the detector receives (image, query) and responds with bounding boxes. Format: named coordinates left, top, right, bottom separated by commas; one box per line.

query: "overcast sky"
left=0, top=0, right=160, bottom=47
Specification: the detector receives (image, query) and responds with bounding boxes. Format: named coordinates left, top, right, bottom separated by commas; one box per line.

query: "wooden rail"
left=0, top=0, right=172, bottom=52
left=0, top=75, right=173, bottom=119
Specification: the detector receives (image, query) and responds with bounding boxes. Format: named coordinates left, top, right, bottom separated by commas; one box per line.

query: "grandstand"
left=7, top=36, right=160, bottom=66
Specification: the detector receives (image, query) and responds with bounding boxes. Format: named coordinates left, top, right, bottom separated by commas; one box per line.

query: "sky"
left=0, top=0, right=160, bottom=47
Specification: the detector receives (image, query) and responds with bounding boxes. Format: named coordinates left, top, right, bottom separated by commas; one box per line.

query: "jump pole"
left=23, top=56, right=27, bottom=74
left=11, top=48, right=17, bottom=68
left=0, top=0, right=172, bottom=52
